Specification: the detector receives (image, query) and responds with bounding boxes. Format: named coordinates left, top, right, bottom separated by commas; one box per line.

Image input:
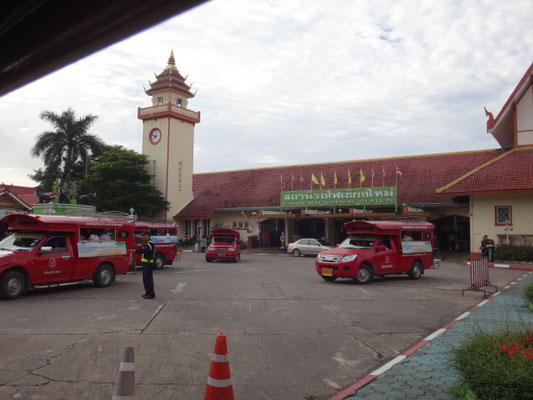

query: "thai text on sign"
left=280, top=187, right=397, bottom=207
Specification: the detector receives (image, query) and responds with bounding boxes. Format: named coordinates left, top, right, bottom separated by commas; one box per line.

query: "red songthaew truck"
left=0, top=214, right=133, bottom=299
left=316, top=220, right=435, bottom=283
left=205, top=228, right=241, bottom=263
left=0, top=214, right=181, bottom=299
left=131, top=221, right=180, bottom=269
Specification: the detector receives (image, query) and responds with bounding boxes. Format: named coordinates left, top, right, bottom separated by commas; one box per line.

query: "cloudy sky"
left=1, top=0, right=532, bottom=187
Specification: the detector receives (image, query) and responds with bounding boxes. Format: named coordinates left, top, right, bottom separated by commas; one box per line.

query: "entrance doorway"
left=432, top=215, right=470, bottom=252
left=294, top=219, right=325, bottom=240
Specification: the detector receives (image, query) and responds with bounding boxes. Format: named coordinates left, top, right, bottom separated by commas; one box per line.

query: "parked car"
left=288, top=238, right=332, bottom=257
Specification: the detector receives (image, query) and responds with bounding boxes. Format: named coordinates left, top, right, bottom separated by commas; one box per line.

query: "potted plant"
left=247, top=235, right=258, bottom=249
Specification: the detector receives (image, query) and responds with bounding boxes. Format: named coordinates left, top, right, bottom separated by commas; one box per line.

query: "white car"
left=288, top=238, right=332, bottom=257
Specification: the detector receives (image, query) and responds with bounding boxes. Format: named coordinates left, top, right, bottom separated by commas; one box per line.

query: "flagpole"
left=291, top=174, right=294, bottom=191
left=395, top=169, right=398, bottom=214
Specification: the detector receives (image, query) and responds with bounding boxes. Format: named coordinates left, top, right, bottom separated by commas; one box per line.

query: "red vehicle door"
left=32, top=234, right=75, bottom=284
left=372, top=237, right=398, bottom=274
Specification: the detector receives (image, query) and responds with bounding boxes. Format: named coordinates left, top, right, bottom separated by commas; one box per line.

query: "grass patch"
left=449, top=329, right=533, bottom=400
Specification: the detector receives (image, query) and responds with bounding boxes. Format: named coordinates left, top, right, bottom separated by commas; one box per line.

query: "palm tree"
left=31, top=108, right=106, bottom=192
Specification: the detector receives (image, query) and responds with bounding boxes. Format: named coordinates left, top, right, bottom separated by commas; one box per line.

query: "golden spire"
left=167, top=50, right=176, bottom=68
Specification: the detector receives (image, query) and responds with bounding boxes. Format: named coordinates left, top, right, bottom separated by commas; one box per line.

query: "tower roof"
left=145, top=50, right=195, bottom=98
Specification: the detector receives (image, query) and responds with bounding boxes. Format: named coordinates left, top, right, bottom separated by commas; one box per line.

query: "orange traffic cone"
left=204, top=333, right=234, bottom=400
left=112, top=347, right=136, bottom=400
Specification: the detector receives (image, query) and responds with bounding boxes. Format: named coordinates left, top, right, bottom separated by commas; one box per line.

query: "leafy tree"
left=30, top=108, right=106, bottom=192
left=79, top=146, right=168, bottom=217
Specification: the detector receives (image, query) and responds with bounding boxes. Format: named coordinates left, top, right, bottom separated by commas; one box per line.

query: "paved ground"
left=0, top=252, right=527, bottom=399
left=343, top=270, right=533, bottom=400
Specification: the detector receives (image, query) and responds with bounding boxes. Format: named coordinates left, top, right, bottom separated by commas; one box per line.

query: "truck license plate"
left=217, top=253, right=226, bottom=257
left=322, top=268, right=333, bottom=276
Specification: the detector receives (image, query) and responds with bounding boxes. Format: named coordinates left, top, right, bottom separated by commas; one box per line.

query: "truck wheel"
left=292, top=249, right=301, bottom=257
left=0, top=270, right=25, bottom=300
left=154, top=254, right=166, bottom=270
left=321, top=276, right=337, bottom=282
left=355, top=264, right=373, bottom=284
left=94, top=264, right=114, bottom=287
left=235, top=253, right=241, bottom=263
left=408, top=261, right=423, bottom=280
left=206, top=256, right=212, bottom=262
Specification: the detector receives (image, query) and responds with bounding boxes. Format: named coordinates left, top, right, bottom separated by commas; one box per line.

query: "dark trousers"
left=142, top=262, right=155, bottom=297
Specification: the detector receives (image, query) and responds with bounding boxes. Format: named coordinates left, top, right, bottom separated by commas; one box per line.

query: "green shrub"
left=524, top=283, right=533, bottom=304
left=239, top=240, right=248, bottom=250
left=178, top=236, right=198, bottom=248
left=449, top=330, right=533, bottom=400
left=494, top=245, right=533, bottom=262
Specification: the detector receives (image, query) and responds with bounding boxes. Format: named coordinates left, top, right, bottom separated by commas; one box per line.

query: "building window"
left=232, top=221, right=238, bottom=229
left=495, top=206, right=512, bottom=225
left=204, top=219, right=211, bottom=236
left=176, top=98, right=182, bottom=106
left=157, top=97, right=164, bottom=105
left=184, top=220, right=191, bottom=236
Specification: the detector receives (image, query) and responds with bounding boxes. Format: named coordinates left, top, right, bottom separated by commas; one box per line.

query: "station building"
left=138, top=54, right=533, bottom=257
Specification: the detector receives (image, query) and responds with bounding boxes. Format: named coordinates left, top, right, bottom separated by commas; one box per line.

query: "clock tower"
left=138, top=51, right=200, bottom=218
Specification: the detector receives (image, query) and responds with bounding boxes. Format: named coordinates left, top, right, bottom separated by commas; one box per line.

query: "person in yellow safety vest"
left=136, top=230, right=155, bottom=299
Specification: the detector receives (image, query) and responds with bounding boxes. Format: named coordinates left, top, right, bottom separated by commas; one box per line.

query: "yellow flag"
left=348, top=169, right=352, bottom=184
left=334, top=171, right=338, bottom=185
left=360, top=168, right=365, bottom=184
left=311, top=173, right=319, bottom=185
left=320, top=173, right=326, bottom=186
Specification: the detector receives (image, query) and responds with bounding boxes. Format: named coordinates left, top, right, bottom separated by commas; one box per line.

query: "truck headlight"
left=208, top=245, right=215, bottom=251
left=342, top=254, right=357, bottom=262
left=317, top=253, right=326, bottom=261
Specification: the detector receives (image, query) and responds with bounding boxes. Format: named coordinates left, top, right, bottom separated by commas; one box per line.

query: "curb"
left=461, top=260, right=533, bottom=271
left=329, top=270, right=533, bottom=400
left=250, top=251, right=290, bottom=257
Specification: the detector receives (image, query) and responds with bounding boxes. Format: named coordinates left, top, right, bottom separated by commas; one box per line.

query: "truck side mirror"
left=38, top=246, right=53, bottom=254
left=377, top=245, right=387, bottom=252
left=336, top=244, right=340, bottom=247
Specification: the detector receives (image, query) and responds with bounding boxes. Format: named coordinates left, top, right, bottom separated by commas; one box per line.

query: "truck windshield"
left=339, top=236, right=376, bottom=249
left=0, top=232, right=45, bottom=252
left=212, top=236, right=235, bottom=244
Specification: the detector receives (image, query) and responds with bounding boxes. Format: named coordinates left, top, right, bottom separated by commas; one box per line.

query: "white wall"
left=470, top=193, right=533, bottom=252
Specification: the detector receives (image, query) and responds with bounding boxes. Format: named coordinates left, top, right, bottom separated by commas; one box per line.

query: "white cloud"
left=0, top=0, right=531, bottom=186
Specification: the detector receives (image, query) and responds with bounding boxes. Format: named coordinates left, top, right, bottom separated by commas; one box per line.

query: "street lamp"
left=504, top=224, right=513, bottom=245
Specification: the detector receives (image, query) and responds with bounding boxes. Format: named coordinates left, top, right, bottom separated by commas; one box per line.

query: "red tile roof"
left=437, top=147, right=533, bottom=196
left=175, top=149, right=505, bottom=219
left=0, top=184, right=38, bottom=209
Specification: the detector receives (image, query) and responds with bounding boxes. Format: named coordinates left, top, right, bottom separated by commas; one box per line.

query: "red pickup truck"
left=206, top=228, right=241, bottom=263
left=0, top=214, right=134, bottom=299
left=316, top=220, right=435, bottom=283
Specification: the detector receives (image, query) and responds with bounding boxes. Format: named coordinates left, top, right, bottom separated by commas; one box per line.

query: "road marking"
left=171, top=283, right=187, bottom=294
left=175, top=269, right=211, bottom=273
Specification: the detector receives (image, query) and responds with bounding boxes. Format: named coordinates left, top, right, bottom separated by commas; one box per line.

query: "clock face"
left=149, top=128, right=162, bottom=145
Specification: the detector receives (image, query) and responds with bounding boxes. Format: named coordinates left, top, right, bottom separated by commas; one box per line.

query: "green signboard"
left=280, top=187, right=397, bottom=207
